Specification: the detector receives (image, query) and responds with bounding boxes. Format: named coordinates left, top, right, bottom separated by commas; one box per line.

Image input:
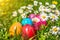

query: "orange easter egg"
left=9, top=22, right=22, bottom=36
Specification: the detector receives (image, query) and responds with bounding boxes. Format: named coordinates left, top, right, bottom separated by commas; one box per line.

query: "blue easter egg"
left=21, top=18, right=33, bottom=26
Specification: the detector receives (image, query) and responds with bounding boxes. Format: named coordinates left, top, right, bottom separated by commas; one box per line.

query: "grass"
left=0, top=0, right=60, bottom=40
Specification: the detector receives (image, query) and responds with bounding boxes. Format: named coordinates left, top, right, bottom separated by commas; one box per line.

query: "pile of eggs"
left=9, top=14, right=47, bottom=39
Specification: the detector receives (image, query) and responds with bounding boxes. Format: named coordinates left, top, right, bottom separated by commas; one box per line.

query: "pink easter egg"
left=29, top=14, right=36, bottom=19
left=33, top=22, right=41, bottom=31
left=36, top=14, right=40, bottom=19
left=33, top=20, right=47, bottom=31
left=40, top=20, right=47, bottom=26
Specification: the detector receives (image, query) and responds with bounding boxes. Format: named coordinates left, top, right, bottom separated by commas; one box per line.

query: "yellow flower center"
left=52, top=1, right=58, bottom=5
left=42, top=16, right=46, bottom=19
left=51, top=15, right=55, bottom=18
left=53, top=28, right=58, bottom=32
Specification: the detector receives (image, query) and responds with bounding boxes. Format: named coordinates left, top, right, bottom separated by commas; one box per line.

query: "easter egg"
left=22, top=24, right=35, bottom=39
left=21, top=18, right=33, bottom=26
left=32, top=14, right=47, bottom=31
left=33, top=20, right=47, bottom=31
left=29, top=14, right=35, bottom=19
left=33, top=22, right=41, bottom=31
left=9, top=22, right=22, bottom=36
left=32, top=17, right=40, bottom=23
left=29, top=14, right=40, bottom=23
left=36, top=14, right=40, bottom=19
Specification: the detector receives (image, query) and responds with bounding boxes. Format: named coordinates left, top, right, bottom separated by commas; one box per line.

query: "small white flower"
left=51, top=10, right=55, bottom=12
left=28, top=10, right=32, bottom=13
left=25, top=9, right=32, bottom=13
left=39, top=2, right=42, bottom=5
left=49, top=13, right=58, bottom=21
left=55, top=10, right=60, bottom=16
left=20, top=6, right=26, bottom=9
left=44, top=8, right=51, bottom=12
left=50, top=4, right=56, bottom=8
left=27, top=4, right=33, bottom=10
left=21, top=13, right=26, bottom=18
left=45, top=2, right=49, bottom=5
left=12, top=11, right=17, bottom=17
left=18, top=9, right=23, bottom=13
left=39, top=5, right=45, bottom=12
left=40, top=12, right=48, bottom=21
left=32, top=17, right=40, bottom=23
left=24, top=11, right=29, bottom=14
left=50, top=26, right=60, bottom=35
left=34, top=1, right=38, bottom=6
left=34, top=10, right=38, bottom=14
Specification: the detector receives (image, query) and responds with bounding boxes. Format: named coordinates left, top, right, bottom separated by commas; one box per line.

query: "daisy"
left=18, top=9, right=23, bottom=14
left=49, top=4, right=56, bottom=8
left=55, top=10, right=60, bottom=16
left=32, top=17, right=40, bottom=23
left=39, top=5, right=45, bottom=12
left=49, top=13, right=58, bottom=21
left=39, top=2, right=42, bottom=5
left=34, top=10, right=38, bottom=14
left=12, top=11, right=17, bottom=17
left=20, top=6, right=26, bottom=9
left=25, top=9, right=32, bottom=14
left=45, top=2, right=49, bottom=5
left=34, top=1, right=38, bottom=6
left=50, top=26, right=60, bottom=35
left=27, top=4, right=33, bottom=10
left=21, top=13, right=26, bottom=18
left=40, top=12, right=48, bottom=21
left=44, top=8, right=51, bottom=12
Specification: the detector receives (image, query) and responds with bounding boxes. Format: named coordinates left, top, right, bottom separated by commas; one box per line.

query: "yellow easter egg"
left=9, top=22, right=22, bottom=36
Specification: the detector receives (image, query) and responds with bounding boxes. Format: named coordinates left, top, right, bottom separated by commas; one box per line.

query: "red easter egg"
left=22, top=24, right=35, bottom=39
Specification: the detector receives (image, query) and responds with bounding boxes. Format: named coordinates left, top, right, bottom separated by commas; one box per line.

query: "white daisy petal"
left=49, top=13, right=58, bottom=21
left=40, top=12, right=48, bottom=21
left=45, top=2, right=49, bottom=5
left=50, top=4, right=56, bottom=8
left=18, top=9, right=23, bottom=13
left=39, top=2, right=42, bottom=5
left=12, top=11, right=17, bottom=17
left=50, top=26, right=60, bottom=35
left=34, top=1, right=38, bottom=6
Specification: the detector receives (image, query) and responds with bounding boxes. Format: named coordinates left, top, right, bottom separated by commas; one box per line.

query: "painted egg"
left=21, top=18, right=33, bottom=26
left=36, top=14, right=40, bottom=19
left=22, top=24, right=35, bottom=39
left=9, top=22, right=22, bottom=36
left=32, top=17, right=40, bottom=23
left=29, top=14, right=36, bottom=19
left=32, top=14, right=47, bottom=31
left=33, top=22, right=41, bottom=31
left=33, top=20, right=47, bottom=31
